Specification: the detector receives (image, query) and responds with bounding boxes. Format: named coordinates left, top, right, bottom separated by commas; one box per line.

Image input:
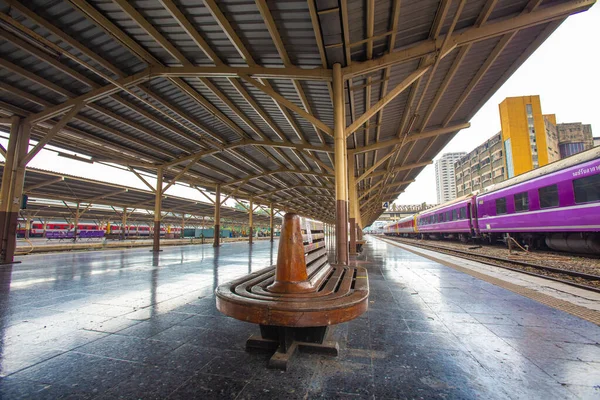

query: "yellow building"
left=499, top=96, right=559, bottom=178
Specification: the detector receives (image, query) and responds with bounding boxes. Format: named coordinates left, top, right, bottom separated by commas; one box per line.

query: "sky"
left=396, top=4, right=600, bottom=205
left=1, top=4, right=599, bottom=211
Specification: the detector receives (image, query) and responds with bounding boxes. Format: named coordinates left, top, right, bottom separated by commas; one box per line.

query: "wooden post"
left=213, top=184, right=221, bottom=247
left=0, top=117, right=30, bottom=263
left=153, top=167, right=163, bottom=252
left=249, top=198, right=253, bottom=245
left=333, top=63, right=349, bottom=265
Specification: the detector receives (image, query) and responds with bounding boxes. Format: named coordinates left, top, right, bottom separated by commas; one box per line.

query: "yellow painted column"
left=269, top=202, right=274, bottom=242
left=0, top=117, right=30, bottom=263
left=348, top=153, right=358, bottom=255
left=213, top=184, right=221, bottom=247
left=249, top=198, right=253, bottom=245
left=333, top=63, right=349, bottom=265
left=153, top=167, right=163, bottom=252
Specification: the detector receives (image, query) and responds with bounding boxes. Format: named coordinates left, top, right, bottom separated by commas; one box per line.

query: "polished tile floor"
left=0, top=236, right=599, bottom=399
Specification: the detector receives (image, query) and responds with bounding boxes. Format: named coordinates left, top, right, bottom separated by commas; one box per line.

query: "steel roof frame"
left=0, top=0, right=594, bottom=225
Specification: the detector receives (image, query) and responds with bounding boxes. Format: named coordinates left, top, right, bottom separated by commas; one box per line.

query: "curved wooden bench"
left=216, top=213, right=369, bottom=369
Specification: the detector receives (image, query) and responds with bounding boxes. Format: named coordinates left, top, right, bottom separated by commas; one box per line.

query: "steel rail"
left=377, top=236, right=600, bottom=294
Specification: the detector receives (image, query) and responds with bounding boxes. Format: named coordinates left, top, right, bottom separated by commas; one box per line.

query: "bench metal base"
left=246, top=325, right=339, bottom=370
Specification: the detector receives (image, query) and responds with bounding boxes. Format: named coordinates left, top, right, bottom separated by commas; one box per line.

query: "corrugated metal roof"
left=0, top=0, right=593, bottom=224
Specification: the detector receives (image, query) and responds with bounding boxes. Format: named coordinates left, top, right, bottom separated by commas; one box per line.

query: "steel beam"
left=342, top=0, right=595, bottom=78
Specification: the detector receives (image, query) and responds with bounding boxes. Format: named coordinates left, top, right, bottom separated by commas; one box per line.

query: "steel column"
left=24, top=217, right=31, bottom=240
left=122, top=207, right=128, bottom=240
left=153, top=167, right=163, bottom=252
left=0, top=117, right=30, bottom=264
left=73, top=203, right=80, bottom=242
left=333, top=63, right=349, bottom=265
left=269, top=202, right=274, bottom=242
left=249, top=198, right=254, bottom=245
left=348, top=154, right=358, bottom=255
left=213, top=184, right=221, bottom=247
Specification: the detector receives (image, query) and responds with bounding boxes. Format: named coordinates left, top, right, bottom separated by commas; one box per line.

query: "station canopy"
left=0, top=163, right=273, bottom=226
left=0, top=0, right=593, bottom=224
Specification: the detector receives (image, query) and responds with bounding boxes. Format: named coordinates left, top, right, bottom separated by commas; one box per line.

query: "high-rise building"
left=594, top=137, right=600, bottom=147
left=499, top=96, right=560, bottom=178
left=435, top=152, right=466, bottom=203
left=543, top=114, right=561, bottom=163
left=455, top=133, right=505, bottom=197
left=455, top=95, right=593, bottom=198
left=556, top=122, right=594, bottom=157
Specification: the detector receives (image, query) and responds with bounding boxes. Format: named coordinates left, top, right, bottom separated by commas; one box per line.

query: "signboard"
left=382, top=201, right=389, bottom=209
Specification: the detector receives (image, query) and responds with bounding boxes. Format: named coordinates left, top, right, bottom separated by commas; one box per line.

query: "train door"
left=468, top=197, right=479, bottom=238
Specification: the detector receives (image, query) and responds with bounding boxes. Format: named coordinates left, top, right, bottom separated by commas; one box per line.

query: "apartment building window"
left=504, top=139, right=514, bottom=178
left=559, top=142, right=585, bottom=158
left=525, top=104, right=539, bottom=168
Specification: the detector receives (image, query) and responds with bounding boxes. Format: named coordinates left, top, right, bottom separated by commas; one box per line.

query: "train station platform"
left=1, top=237, right=599, bottom=399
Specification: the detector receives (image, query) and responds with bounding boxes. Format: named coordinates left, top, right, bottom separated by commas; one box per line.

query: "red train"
left=17, top=221, right=182, bottom=238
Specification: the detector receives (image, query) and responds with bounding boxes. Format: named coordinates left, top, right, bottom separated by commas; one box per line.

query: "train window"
left=495, top=198, right=507, bottom=215
left=573, top=174, right=600, bottom=204
left=452, top=209, right=457, bottom=221
left=539, top=184, right=559, bottom=208
left=445, top=211, right=451, bottom=221
left=514, top=192, right=529, bottom=212
left=458, top=207, right=466, bottom=219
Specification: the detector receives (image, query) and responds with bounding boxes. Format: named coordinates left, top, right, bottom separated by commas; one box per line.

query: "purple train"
left=384, top=147, right=600, bottom=253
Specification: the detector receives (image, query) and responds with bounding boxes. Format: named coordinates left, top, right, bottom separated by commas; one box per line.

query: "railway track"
left=377, top=236, right=600, bottom=293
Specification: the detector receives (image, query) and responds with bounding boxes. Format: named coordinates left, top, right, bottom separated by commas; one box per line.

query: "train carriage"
left=476, top=147, right=600, bottom=253
left=383, top=215, right=415, bottom=236
left=416, top=195, right=477, bottom=241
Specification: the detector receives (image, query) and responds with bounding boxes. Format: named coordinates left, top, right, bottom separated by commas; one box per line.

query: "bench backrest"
left=301, top=219, right=328, bottom=275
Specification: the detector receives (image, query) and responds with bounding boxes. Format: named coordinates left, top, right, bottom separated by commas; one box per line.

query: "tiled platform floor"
left=0, top=236, right=599, bottom=399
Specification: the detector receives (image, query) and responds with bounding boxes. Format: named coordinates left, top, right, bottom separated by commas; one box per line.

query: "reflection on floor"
left=0, top=237, right=598, bottom=399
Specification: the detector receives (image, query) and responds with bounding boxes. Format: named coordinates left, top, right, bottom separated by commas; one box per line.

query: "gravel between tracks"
left=378, top=236, right=600, bottom=290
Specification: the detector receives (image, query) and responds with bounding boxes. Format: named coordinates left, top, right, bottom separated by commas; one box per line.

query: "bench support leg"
left=246, top=325, right=339, bottom=371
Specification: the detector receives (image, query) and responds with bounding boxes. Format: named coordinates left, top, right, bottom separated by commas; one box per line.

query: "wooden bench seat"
left=216, top=213, right=369, bottom=369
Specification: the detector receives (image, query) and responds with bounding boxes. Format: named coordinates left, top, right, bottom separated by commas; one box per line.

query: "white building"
left=435, top=152, right=466, bottom=204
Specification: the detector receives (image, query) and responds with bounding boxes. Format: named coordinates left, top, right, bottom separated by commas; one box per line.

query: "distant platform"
left=14, top=236, right=270, bottom=255
left=0, top=238, right=598, bottom=398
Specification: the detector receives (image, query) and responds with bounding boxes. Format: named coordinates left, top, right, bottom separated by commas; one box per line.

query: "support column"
left=181, top=215, right=185, bottom=239
left=42, top=218, right=47, bottom=238
left=348, top=154, right=358, bottom=255
left=333, top=63, right=348, bottom=265
left=269, top=203, right=274, bottom=242
left=24, top=217, right=31, bottom=240
left=73, top=202, right=80, bottom=242
left=249, top=198, right=253, bottom=245
left=213, top=184, right=221, bottom=247
left=0, top=117, right=30, bottom=264
left=122, top=207, right=127, bottom=240
left=153, top=167, right=163, bottom=252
